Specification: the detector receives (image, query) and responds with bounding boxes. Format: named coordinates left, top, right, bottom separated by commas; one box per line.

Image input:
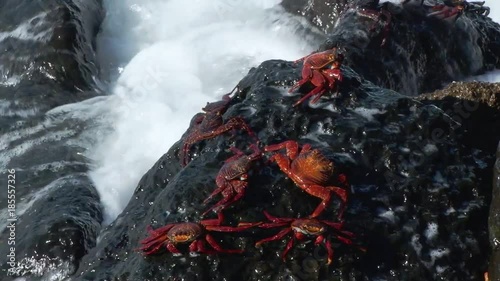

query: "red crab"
left=402, top=0, right=489, bottom=20
left=180, top=87, right=256, bottom=166
left=426, top=0, right=489, bottom=21
left=202, top=144, right=262, bottom=216
left=250, top=211, right=359, bottom=264
left=265, top=140, right=348, bottom=219
left=289, top=48, right=344, bottom=107
left=138, top=213, right=257, bottom=255
left=355, top=1, right=393, bottom=46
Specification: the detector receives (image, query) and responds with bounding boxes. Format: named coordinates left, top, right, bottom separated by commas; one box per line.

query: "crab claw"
left=427, top=5, right=463, bottom=20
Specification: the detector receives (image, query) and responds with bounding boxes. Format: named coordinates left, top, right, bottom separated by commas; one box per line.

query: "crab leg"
left=141, top=225, right=174, bottom=245
left=428, top=5, right=463, bottom=20
left=263, top=210, right=295, bottom=223
left=139, top=240, right=166, bottom=255
left=321, top=220, right=344, bottom=230
left=325, top=239, right=335, bottom=265
left=282, top=238, right=296, bottom=261
left=202, top=182, right=247, bottom=216
left=265, top=141, right=300, bottom=160
left=255, top=228, right=292, bottom=247
left=191, top=240, right=217, bottom=254
left=259, top=222, right=290, bottom=228
left=293, top=86, right=326, bottom=107
left=166, top=243, right=182, bottom=254
left=225, top=117, right=258, bottom=141
left=205, top=234, right=244, bottom=254
left=202, top=182, right=232, bottom=206
left=288, top=76, right=309, bottom=93
left=202, top=212, right=259, bottom=231
left=305, top=184, right=347, bottom=219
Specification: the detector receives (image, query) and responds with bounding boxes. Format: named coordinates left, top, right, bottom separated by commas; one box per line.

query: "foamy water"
left=89, top=0, right=315, bottom=223
left=88, top=0, right=500, bottom=223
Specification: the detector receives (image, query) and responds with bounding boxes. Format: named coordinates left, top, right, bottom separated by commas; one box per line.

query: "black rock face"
left=281, top=0, right=348, bottom=34
left=0, top=0, right=104, bottom=117
left=73, top=3, right=500, bottom=280
left=490, top=142, right=500, bottom=281
left=0, top=0, right=104, bottom=279
left=0, top=175, right=102, bottom=279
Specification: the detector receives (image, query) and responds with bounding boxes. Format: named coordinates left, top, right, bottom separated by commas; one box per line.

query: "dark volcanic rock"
left=281, top=0, right=348, bottom=34
left=75, top=65, right=498, bottom=281
left=418, top=82, right=500, bottom=152
left=490, top=142, right=500, bottom=281
left=0, top=174, right=102, bottom=279
left=74, top=6, right=500, bottom=280
left=69, top=2, right=500, bottom=281
left=0, top=0, right=104, bottom=114
left=0, top=0, right=105, bottom=280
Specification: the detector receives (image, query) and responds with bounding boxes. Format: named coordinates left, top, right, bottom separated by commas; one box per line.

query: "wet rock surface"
left=0, top=0, right=104, bottom=141
left=490, top=142, right=500, bottom=281
left=281, top=0, right=348, bottom=34
left=0, top=0, right=103, bottom=94
left=0, top=175, right=102, bottom=279
left=0, top=0, right=104, bottom=279
left=73, top=4, right=500, bottom=280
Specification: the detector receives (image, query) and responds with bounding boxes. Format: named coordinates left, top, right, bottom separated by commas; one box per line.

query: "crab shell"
left=291, top=149, right=335, bottom=184
left=291, top=219, right=327, bottom=236
left=167, top=223, right=204, bottom=244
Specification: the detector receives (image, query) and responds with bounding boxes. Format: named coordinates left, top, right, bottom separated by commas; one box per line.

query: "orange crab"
left=289, top=48, right=344, bottom=107
left=249, top=211, right=360, bottom=264
left=138, top=213, right=258, bottom=255
left=202, top=144, right=262, bottom=216
left=264, top=140, right=348, bottom=219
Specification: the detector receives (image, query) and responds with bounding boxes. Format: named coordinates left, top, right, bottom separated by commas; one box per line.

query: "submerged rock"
left=73, top=3, right=500, bottom=280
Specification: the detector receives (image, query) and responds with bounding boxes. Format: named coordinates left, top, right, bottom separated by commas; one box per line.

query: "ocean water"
left=88, top=0, right=500, bottom=223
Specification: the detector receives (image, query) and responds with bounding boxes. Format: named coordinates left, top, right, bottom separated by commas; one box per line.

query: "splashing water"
left=88, top=0, right=316, bottom=223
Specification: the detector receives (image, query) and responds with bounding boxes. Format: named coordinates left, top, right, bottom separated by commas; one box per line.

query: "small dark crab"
left=138, top=213, right=258, bottom=255
left=404, top=0, right=490, bottom=20
left=249, top=211, right=361, bottom=265
left=354, top=0, right=393, bottom=46
left=202, top=144, right=262, bottom=216
left=428, top=0, right=489, bottom=20
left=180, top=87, right=257, bottom=166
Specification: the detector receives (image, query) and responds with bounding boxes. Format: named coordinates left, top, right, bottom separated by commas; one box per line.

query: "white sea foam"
left=0, top=12, right=52, bottom=43
left=353, top=107, right=386, bottom=122
left=89, top=0, right=315, bottom=223
left=424, top=222, right=438, bottom=240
